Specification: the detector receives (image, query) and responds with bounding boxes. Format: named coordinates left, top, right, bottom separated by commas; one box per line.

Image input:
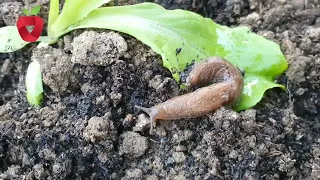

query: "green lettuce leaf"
left=61, top=3, right=289, bottom=111
left=48, top=0, right=59, bottom=36
left=50, top=0, right=111, bottom=36
left=0, top=26, right=29, bottom=53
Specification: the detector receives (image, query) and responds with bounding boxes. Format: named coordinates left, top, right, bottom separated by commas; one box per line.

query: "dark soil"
left=1, top=0, right=320, bottom=179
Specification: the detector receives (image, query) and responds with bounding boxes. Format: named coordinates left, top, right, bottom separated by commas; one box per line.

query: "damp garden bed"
left=0, top=0, right=319, bottom=179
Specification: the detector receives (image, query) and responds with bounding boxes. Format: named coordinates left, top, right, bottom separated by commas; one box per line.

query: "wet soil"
left=0, top=0, right=319, bottom=179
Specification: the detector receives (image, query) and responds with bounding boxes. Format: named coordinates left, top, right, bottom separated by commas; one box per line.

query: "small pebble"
left=175, top=145, right=187, bottom=152
left=173, top=152, right=186, bottom=164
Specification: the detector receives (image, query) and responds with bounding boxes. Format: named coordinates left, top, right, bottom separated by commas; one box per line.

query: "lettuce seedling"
left=25, top=60, right=43, bottom=106
left=0, top=1, right=288, bottom=111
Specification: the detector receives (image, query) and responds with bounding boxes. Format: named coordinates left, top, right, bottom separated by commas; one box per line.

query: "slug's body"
left=135, top=57, right=244, bottom=134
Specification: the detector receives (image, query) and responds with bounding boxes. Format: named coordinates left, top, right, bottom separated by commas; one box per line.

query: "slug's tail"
left=134, top=105, right=155, bottom=135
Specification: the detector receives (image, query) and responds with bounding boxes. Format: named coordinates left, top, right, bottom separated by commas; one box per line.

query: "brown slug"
left=135, top=56, right=244, bottom=134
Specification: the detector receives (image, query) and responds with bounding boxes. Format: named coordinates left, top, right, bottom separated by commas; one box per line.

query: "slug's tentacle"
left=135, top=105, right=155, bottom=134
left=135, top=57, right=244, bottom=135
